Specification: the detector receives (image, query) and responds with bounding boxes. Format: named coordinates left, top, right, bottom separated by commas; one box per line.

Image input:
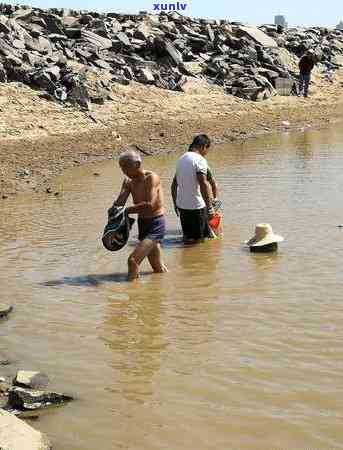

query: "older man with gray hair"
left=112, top=150, right=168, bottom=281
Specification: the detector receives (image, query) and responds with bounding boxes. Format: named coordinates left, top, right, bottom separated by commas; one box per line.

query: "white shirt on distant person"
left=176, top=152, right=208, bottom=210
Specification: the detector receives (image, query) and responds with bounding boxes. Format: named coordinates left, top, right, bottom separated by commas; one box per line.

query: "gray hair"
left=119, top=150, right=142, bottom=166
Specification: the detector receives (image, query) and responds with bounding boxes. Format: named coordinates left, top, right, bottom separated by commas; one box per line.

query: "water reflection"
left=1, top=126, right=343, bottom=450
left=102, top=283, right=166, bottom=404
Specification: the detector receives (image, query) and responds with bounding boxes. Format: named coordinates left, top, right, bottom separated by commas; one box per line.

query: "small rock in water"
left=282, top=121, right=290, bottom=127
left=0, top=305, right=13, bottom=318
left=46, top=187, right=52, bottom=193
left=337, top=225, right=343, bottom=228
left=14, top=371, right=49, bottom=389
left=54, top=192, right=60, bottom=196
left=93, top=172, right=100, bottom=176
left=1, top=195, right=8, bottom=199
left=6, top=386, right=73, bottom=411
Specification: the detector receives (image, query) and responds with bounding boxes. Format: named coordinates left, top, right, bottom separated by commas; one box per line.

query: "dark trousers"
left=179, top=207, right=211, bottom=241
left=299, top=73, right=311, bottom=97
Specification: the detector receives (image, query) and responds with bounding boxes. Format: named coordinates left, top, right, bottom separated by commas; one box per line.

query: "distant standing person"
left=111, top=150, right=168, bottom=281
left=298, top=49, right=315, bottom=98
left=171, top=134, right=215, bottom=243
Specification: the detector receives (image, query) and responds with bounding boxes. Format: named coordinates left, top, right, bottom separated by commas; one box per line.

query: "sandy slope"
left=0, top=68, right=342, bottom=197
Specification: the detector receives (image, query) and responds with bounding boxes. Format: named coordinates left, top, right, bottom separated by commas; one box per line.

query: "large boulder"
left=237, top=25, right=278, bottom=47
left=0, top=408, right=51, bottom=450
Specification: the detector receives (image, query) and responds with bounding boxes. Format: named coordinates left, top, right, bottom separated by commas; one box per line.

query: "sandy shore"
left=0, top=68, right=342, bottom=197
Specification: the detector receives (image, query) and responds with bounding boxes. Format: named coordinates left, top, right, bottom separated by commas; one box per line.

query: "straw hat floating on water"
left=245, top=223, right=284, bottom=252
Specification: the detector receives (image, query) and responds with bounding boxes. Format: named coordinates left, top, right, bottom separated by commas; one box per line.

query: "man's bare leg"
left=148, top=243, right=168, bottom=273
left=127, top=239, right=156, bottom=281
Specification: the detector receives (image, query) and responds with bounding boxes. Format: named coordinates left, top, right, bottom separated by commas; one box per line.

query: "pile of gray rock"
left=1, top=4, right=343, bottom=106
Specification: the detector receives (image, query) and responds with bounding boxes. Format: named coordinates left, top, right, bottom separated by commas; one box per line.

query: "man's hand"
left=197, top=172, right=214, bottom=218
left=207, top=206, right=215, bottom=220
left=174, top=206, right=179, bottom=217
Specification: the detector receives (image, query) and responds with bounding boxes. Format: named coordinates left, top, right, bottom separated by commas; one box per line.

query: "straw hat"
left=245, top=223, right=284, bottom=247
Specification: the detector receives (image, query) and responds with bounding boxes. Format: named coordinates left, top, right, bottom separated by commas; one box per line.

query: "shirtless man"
left=112, top=150, right=168, bottom=281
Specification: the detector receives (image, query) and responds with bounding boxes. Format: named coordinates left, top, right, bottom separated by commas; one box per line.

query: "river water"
left=1, top=126, right=343, bottom=450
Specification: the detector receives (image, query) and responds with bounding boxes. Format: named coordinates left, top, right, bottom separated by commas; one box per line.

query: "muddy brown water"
left=1, top=126, right=343, bottom=450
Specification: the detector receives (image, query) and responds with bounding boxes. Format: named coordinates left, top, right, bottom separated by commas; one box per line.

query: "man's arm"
left=207, top=168, right=218, bottom=199
left=197, top=172, right=215, bottom=218
left=126, top=173, right=159, bottom=215
left=171, top=175, right=179, bottom=215
left=112, top=178, right=131, bottom=207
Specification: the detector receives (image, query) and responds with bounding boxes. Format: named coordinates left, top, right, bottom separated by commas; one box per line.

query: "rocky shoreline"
left=0, top=6, right=343, bottom=197
left=0, top=308, right=73, bottom=449
left=0, top=4, right=343, bottom=104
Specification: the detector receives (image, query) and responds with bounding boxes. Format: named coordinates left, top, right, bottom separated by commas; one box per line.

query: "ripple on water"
left=1, top=128, right=343, bottom=449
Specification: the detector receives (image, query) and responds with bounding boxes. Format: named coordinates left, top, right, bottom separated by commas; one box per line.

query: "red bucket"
left=208, top=213, right=221, bottom=230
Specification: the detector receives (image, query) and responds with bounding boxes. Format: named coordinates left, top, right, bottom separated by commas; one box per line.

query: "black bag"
left=102, top=206, right=135, bottom=251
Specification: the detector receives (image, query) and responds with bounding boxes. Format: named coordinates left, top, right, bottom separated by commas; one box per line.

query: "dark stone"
left=31, top=71, right=55, bottom=90
left=0, top=16, right=11, bottom=33
left=6, top=387, right=73, bottom=411
left=5, top=55, right=22, bottom=67
left=6, top=65, right=31, bottom=83
left=41, top=13, right=65, bottom=34
left=123, top=65, right=134, bottom=79
left=64, top=27, right=81, bottom=39
left=0, top=63, right=7, bottom=82
left=79, top=14, right=93, bottom=25
left=0, top=360, right=11, bottom=366
left=90, top=96, right=105, bottom=104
